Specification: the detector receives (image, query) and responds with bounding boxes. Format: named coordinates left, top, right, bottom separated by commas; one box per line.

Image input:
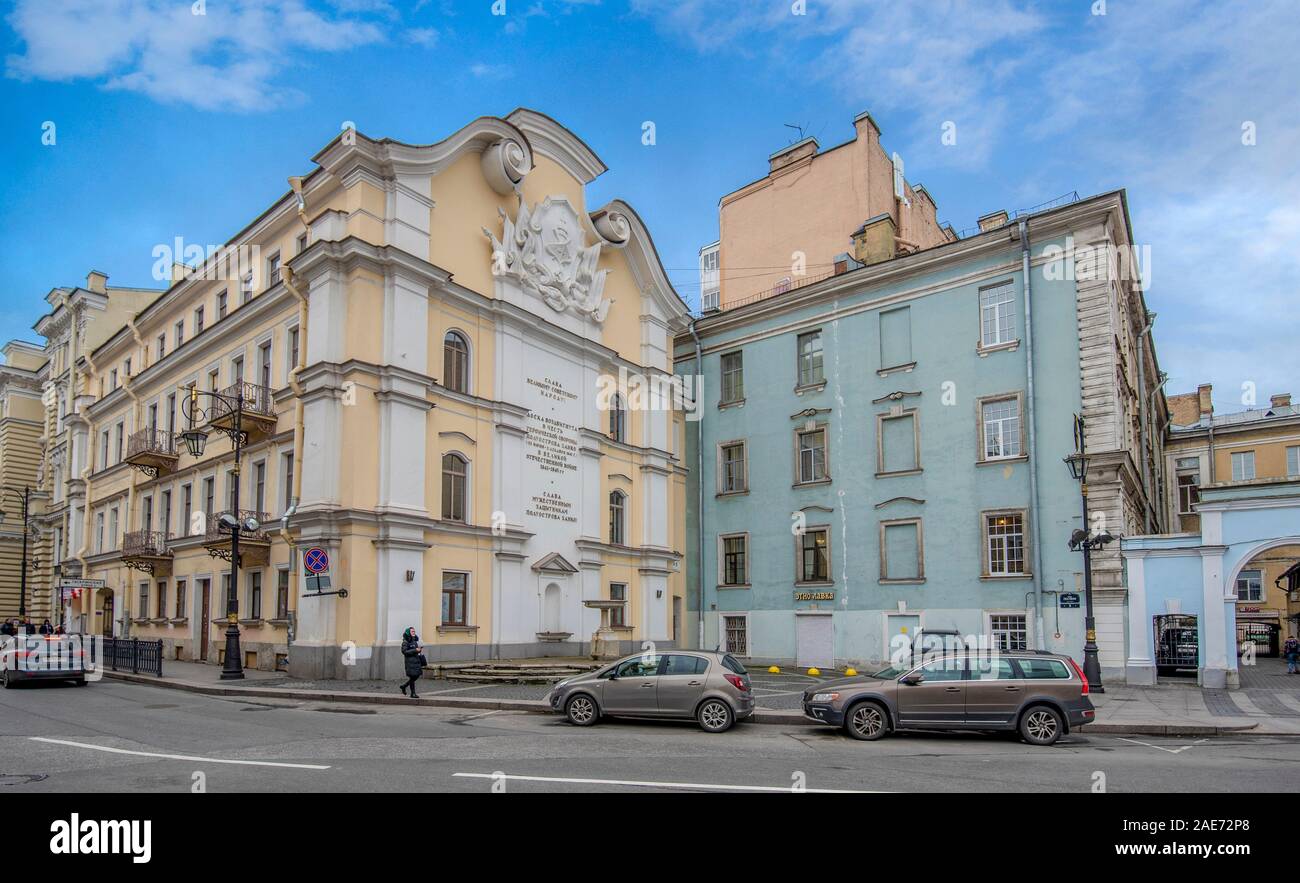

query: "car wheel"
left=697, top=698, right=734, bottom=733
left=844, top=701, right=889, bottom=741
left=75, top=678, right=88, bottom=687
left=1019, top=705, right=1064, bottom=746
left=565, top=693, right=599, bottom=726
left=1, top=668, right=10, bottom=689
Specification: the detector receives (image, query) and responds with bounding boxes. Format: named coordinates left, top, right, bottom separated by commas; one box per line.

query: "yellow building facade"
left=66, top=110, right=692, bottom=677
left=0, top=340, right=48, bottom=623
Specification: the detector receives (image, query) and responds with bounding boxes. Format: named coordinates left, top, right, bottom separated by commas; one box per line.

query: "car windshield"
left=871, top=666, right=902, bottom=679
left=721, top=655, right=747, bottom=675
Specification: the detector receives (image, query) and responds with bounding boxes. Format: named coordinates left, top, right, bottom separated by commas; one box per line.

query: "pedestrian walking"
left=399, top=627, right=425, bottom=698
left=1285, top=635, right=1300, bottom=674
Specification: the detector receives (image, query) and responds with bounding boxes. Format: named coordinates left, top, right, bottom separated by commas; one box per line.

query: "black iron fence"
left=100, top=637, right=164, bottom=677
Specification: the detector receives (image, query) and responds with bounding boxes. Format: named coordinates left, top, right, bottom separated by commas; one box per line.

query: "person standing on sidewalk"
left=1284, top=635, right=1300, bottom=674
left=400, top=627, right=424, bottom=698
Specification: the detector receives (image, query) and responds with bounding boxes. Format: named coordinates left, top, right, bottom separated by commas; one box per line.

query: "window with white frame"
left=723, top=614, right=748, bottom=656
left=609, top=582, right=627, bottom=627
left=609, top=490, right=626, bottom=545
left=1236, top=569, right=1263, bottom=602
left=798, top=527, right=830, bottom=583
left=719, top=441, right=747, bottom=493
left=720, top=351, right=744, bottom=404
left=1177, top=473, right=1200, bottom=515
left=990, top=613, right=1028, bottom=651
left=796, top=427, right=828, bottom=484
left=979, top=281, right=1016, bottom=347
left=880, top=519, right=923, bottom=582
left=442, top=572, right=468, bottom=626
left=984, top=511, right=1027, bottom=577
left=796, top=330, right=824, bottom=387
left=1231, top=450, right=1256, bottom=481
left=441, top=453, right=467, bottom=522
left=1288, top=445, right=1300, bottom=477
left=981, top=395, right=1022, bottom=460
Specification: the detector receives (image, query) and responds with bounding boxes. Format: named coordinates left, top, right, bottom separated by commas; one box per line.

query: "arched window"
left=443, top=331, right=469, bottom=394
left=608, top=490, right=626, bottom=546
left=441, top=453, right=468, bottom=522
left=609, top=393, right=626, bottom=443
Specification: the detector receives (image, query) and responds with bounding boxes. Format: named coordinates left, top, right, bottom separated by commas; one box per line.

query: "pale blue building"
left=675, top=191, right=1167, bottom=672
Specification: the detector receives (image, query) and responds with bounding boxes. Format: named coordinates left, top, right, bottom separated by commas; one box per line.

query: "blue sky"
left=1, top=0, right=1296, bottom=409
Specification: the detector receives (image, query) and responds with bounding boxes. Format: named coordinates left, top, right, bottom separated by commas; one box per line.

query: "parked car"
left=547, top=650, right=754, bottom=732
left=802, top=651, right=1094, bottom=746
left=1, top=635, right=91, bottom=688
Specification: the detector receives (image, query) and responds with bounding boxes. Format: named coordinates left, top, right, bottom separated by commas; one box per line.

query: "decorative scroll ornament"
left=484, top=196, right=612, bottom=324
left=481, top=138, right=531, bottom=195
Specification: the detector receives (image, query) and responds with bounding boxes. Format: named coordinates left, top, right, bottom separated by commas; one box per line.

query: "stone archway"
left=1225, top=538, right=1300, bottom=650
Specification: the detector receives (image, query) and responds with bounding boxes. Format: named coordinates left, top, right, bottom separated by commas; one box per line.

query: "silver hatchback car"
left=547, top=650, right=754, bottom=732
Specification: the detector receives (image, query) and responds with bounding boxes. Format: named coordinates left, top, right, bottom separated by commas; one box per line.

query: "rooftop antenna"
left=784, top=123, right=806, bottom=143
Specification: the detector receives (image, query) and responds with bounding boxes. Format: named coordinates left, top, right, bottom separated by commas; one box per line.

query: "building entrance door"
left=101, top=595, right=114, bottom=638
left=796, top=613, right=833, bottom=669
left=199, top=579, right=211, bottom=661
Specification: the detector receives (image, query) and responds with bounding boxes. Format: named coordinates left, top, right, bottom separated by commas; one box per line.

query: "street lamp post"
left=179, top=384, right=257, bottom=681
left=1064, top=415, right=1111, bottom=694
left=0, top=486, right=32, bottom=621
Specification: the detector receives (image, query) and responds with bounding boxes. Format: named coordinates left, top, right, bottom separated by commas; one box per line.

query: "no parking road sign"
left=304, top=547, right=330, bottom=574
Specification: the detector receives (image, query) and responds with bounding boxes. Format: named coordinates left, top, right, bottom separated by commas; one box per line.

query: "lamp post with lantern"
left=1063, top=414, right=1113, bottom=694
left=177, top=385, right=261, bottom=681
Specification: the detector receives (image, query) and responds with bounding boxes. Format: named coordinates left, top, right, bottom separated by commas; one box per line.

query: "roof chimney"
left=769, top=137, right=818, bottom=174
left=171, top=262, right=191, bottom=284
left=86, top=270, right=108, bottom=293
left=1271, top=393, right=1292, bottom=409
left=851, top=214, right=897, bottom=267
left=1197, top=383, right=1213, bottom=419
left=978, top=210, right=1010, bottom=232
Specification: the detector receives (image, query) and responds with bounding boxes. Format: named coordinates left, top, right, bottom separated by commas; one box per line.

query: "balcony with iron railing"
left=123, top=428, right=178, bottom=478
left=207, top=381, right=277, bottom=439
left=121, top=529, right=173, bottom=575
left=201, top=509, right=272, bottom=565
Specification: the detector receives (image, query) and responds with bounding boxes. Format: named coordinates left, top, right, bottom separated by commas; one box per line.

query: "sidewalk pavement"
left=94, top=657, right=1300, bottom=736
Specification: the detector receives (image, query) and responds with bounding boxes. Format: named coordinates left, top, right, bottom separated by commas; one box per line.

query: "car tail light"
left=723, top=673, right=749, bottom=692
left=1067, top=656, right=1089, bottom=696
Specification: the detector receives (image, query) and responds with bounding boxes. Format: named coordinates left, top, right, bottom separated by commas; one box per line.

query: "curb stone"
left=98, top=671, right=1283, bottom=737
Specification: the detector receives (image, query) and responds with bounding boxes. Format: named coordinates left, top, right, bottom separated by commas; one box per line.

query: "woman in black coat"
left=400, top=627, right=424, bottom=698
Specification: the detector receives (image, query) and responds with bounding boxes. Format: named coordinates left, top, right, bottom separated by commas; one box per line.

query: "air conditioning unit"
left=701, top=289, right=720, bottom=312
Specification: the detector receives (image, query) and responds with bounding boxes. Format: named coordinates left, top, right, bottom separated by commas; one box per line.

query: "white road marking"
left=29, top=737, right=331, bottom=770
left=1117, top=737, right=1209, bottom=755
left=452, top=772, right=885, bottom=793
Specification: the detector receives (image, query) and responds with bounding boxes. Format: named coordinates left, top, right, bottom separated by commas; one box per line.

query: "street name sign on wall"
left=59, top=579, right=105, bottom=589
left=1059, top=593, right=1081, bottom=609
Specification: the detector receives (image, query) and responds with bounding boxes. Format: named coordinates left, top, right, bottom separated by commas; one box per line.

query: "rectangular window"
left=175, top=580, right=186, bottom=620
left=1289, top=446, right=1300, bottom=477
left=723, top=615, right=748, bottom=656
left=288, top=326, right=300, bottom=372
left=979, top=281, right=1016, bottom=347
left=1177, top=473, right=1200, bottom=515
left=797, top=330, right=824, bottom=387
left=138, top=583, right=149, bottom=619
left=181, top=484, right=193, bottom=534
left=247, top=571, right=262, bottom=620
left=719, top=441, right=747, bottom=493
left=990, top=614, right=1028, bottom=652
left=610, top=582, right=627, bottom=627
left=218, top=290, right=229, bottom=319
left=1231, top=450, right=1256, bottom=481
left=156, top=580, right=168, bottom=620
left=878, top=412, right=919, bottom=474
left=203, top=477, right=215, bottom=521
left=254, top=461, right=266, bottom=513
left=259, top=342, right=272, bottom=389
left=160, top=490, right=172, bottom=537
left=798, top=528, right=829, bottom=583
left=194, top=306, right=205, bottom=335
left=1236, top=569, right=1263, bottom=602
left=796, top=427, right=828, bottom=484
left=95, top=513, right=105, bottom=554
left=115, top=422, right=124, bottom=462
left=266, top=252, right=281, bottom=289
left=981, top=395, right=1022, bottom=460
left=441, top=572, right=468, bottom=626
left=985, top=512, right=1027, bottom=577
left=226, top=469, right=237, bottom=510
left=297, top=233, right=308, bottom=254
left=879, top=306, right=912, bottom=369
left=109, top=508, right=119, bottom=550
left=100, top=431, right=109, bottom=470
left=276, top=569, right=290, bottom=620
left=232, top=355, right=244, bottom=384
left=175, top=320, right=185, bottom=347
left=720, top=351, right=744, bottom=404
left=720, top=534, right=748, bottom=586
left=282, top=452, right=295, bottom=511
left=881, top=519, right=923, bottom=581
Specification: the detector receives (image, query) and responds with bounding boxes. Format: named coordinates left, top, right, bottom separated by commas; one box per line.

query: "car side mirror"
left=901, top=673, right=924, bottom=686
left=608, top=670, right=619, bottom=680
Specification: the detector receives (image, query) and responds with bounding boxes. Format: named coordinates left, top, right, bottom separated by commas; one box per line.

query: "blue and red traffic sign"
left=304, top=547, right=330, bottom=574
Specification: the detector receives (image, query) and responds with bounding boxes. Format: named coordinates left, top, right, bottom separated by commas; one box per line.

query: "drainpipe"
left=1018, top=218, right=1046, bottom=650
left=280, top=195, right=310, bottom=647
left=1136, top=312, right=1155, bottom=533
left=690, top=319, right=705, bottom=650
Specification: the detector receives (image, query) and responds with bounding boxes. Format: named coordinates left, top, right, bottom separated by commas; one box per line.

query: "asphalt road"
left=3, top=678, right=1298, bottom=793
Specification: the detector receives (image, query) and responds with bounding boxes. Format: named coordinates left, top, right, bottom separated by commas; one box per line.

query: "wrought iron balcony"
left=201, top=509, right=272, bottom=565
left=206, top=381, right=277, bottom=442
left=121, top=529, right=173, bottom=575
left=124, top=428, right=178, bottom=478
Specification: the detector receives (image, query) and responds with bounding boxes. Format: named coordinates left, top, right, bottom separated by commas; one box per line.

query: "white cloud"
left=4, top=0, right=387, bottom=112
left=469, top=62, right=512, bottom=80
left=406, top=27, right=439, bottom=47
